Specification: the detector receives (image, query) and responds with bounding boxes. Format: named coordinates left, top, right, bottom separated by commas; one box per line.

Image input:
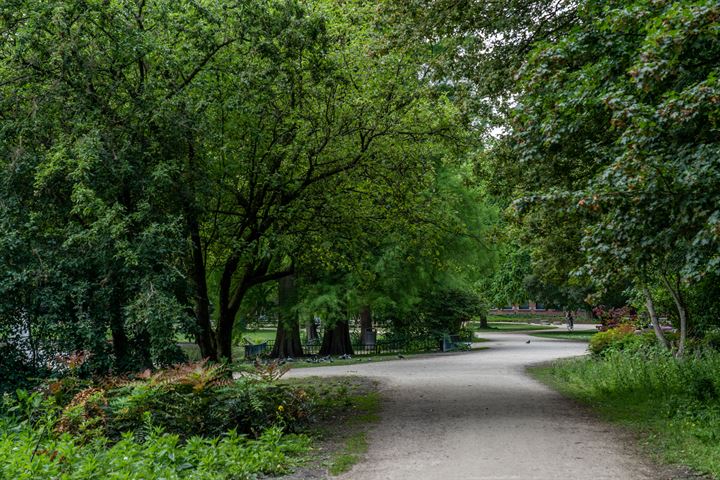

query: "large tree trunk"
left=188, top=215, right=217, bottom=361
left=182, top=138, right=218, bottom=361
left=216, top=254, right=243, bottom=362
left=270, top=274, right=304, bottom=358
left=216, top=307, right=236, bottom=362
left=661, top=275, right=688, bottom=357
left=642, top=286, right=669, bottom=350
left=479, top=312, right=489, bottom=329
left=306, top=318, right=319, bottom=343
left=271, top=318, right=304, bottom=358
left=359, top=305, right=373, bottom=345
left=319, top=320, right=354, bottom=356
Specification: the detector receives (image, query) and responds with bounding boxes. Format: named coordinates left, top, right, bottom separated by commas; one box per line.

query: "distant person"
left=565, top=311, right=575, bottom=331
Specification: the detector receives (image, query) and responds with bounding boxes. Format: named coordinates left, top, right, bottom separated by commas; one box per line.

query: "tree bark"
left=306, top=318, right=319, bottom=343
left=319, top=319, right=354, bottom=356
left=642, top=286, right=669, bottom=350
left=216, top=254, right=243, bottom=362
left=359, top=305, right=373, bottom=345
left=270, top=274, right=304, bottom=358
left=661, top=275, right=688, bottom=357
left=183, top=138, right=218, bottom=361
left=188, top=215, right=217, bottom=361
left=271, top=317, right=304, bottom=358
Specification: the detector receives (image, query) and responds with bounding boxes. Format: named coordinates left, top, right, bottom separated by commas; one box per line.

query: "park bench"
left=442, top=334, right=463, bottom=352
left=244, top=341, right=268, bottom=359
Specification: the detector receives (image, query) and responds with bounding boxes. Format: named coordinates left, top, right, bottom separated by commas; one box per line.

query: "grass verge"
left=529, top=330, right=596, bottom=341
left=280, top=376, right=380, bottom=477
left=474, top=322, right=557, bottom=332
left=529, top=352, right=720, bottom=478
left=329, top=432, right=369, bottom=475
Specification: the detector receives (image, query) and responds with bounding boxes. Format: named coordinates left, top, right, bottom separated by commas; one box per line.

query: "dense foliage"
left=538, top=347, right=720, bottom=476
left=0, top=0, right=494, bottom=382
left=408, top=0, right=720, bottom=350
left=0, top=360, right=370, bottom=479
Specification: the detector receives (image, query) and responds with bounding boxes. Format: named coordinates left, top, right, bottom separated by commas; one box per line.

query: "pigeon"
left=526, top=340, right=531, bottom=344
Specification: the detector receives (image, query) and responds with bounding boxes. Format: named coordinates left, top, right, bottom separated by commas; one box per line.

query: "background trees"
left=4, top=0, right=714, bottom=379
left=0, top=0, right=496, bottom=375
left=390, top=0, right=720, bottom=352
left=481, top=0, right=720, bottom=351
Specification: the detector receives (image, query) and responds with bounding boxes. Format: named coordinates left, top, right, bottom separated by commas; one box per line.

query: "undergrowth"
left=0, top=361, right=374, bottom=479
left=531, top=348, right=720, bottom=477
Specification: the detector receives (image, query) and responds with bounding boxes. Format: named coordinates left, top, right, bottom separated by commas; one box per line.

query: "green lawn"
left=281, top=377, right=380, bottom=476
left=474, top=322, right=557, bottom=332
left=487, top=313, right=596, bottom=324
left=529, top=330, right=597, bottom=341
left=239, top=328, right=277, bottom=343
left=487, top=313, right=563, bottom=322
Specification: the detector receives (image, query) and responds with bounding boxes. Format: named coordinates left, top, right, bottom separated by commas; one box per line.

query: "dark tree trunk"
left=271, top=318, right=304, bottom=358
left=216, top=308, right=236, bottom=362
left=359, top=305, right=373, bottom=345
left=216, top=254, right=242, bottom=362
left=306, top=318, right=319, bottom=343
left=319, top=320, right=354, bottom=356
left=136, top=330, right=154, bottom=370
left=271, top=274, right=303, bottom=358
left=183, top=139, right=218, bottom=361
left=188, top=215, right=217, bottom=361
left=479, top=313, right=489, bottom=329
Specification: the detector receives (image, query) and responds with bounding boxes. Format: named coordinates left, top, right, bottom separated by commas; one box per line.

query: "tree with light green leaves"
left=0, top=0, right=495, bottom=375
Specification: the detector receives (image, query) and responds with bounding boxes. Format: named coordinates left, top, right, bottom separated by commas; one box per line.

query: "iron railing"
left=243, top=334, right=449, bottom=359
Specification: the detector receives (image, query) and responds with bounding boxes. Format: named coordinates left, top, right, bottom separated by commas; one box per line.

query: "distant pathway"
left=287, top=328, right=664, bottom=480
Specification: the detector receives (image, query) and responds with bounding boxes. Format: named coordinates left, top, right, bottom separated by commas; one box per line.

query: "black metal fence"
left=243, top=334, right=467, bottom=359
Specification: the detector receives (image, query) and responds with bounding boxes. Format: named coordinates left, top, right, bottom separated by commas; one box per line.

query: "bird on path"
left=526, top=340, right=531, bottom=344
left=397, top=354, right=405, bottom=359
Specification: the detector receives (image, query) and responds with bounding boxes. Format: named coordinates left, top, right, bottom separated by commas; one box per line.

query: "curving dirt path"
left=287, top=328, right=668, bottom=480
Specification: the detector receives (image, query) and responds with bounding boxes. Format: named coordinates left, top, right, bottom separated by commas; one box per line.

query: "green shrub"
left=588, top=325, right=655, bottom=357
left=48, top=361, right=313, bottom=441
left=0, top=422, right=309, bottom=480
left=0, top=361, right=317, bottom=479
left=703, top=329, right=720, bottom=350
left=0, top=343, right=46, bottom=394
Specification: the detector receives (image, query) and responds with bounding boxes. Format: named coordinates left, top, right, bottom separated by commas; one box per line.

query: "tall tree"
left=193, top=0, right=467, bottom=361
left=0, top=0, right=263, bottom=370
left=498, top=0, right=720, bottom=352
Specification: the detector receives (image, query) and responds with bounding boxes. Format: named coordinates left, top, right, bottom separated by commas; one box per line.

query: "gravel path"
left=287, top=328, right=666, bottom=480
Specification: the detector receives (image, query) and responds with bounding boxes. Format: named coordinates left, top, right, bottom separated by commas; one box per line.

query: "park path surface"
left=287, top=327, right=663, bottom=480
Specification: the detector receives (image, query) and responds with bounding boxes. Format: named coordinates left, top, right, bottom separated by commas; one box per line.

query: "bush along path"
left=0, top=361, right=378, bottom=480
left=288, top=331, right=696, bottom=480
